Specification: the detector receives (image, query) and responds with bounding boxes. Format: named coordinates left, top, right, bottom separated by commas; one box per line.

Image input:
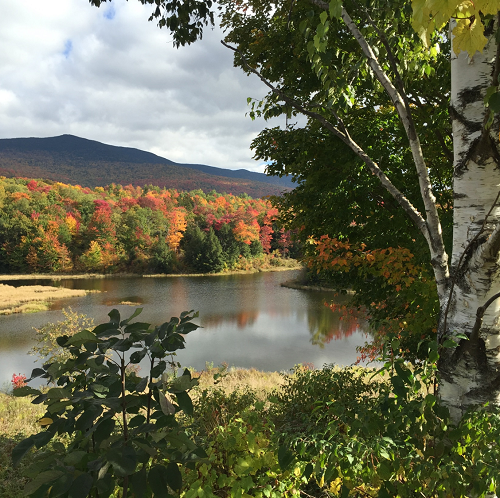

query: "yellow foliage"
left=411, top=0, right=500, bottom=55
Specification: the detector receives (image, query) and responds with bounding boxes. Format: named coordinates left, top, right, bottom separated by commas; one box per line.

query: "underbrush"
left=6, top=335, right=500, bottom=497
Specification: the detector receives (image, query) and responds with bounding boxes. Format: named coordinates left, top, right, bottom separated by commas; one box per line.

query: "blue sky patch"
left=63, top=40, right=72, bottom=58
left=104, top=5, right=116, bottom=20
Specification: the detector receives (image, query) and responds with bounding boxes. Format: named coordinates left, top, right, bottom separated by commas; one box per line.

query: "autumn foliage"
left=306, top=235, right=438, bottom=361
left=0, top=177, right=294, bottom=274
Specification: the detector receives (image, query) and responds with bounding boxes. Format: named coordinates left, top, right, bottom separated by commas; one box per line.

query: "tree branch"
left=221, top=40, right=430, bottom=240
left=307, top=0, right=449, bottom=297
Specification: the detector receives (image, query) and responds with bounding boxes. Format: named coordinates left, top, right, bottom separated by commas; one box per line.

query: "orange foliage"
left=166, top=208, right=187, bottom=252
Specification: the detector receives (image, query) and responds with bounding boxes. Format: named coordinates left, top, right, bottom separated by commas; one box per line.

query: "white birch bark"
left=439, top=19, right=500, bottom=422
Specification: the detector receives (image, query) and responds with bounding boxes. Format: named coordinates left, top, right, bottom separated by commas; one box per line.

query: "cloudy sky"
left=0, top=0, right=282, bottom=173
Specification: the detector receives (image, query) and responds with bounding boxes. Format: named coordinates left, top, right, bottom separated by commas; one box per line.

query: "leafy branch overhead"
left=411, top=0, right=500, bottom=55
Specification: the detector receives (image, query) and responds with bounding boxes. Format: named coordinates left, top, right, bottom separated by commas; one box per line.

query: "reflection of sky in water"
left=0, top=271, right=370, bottom=387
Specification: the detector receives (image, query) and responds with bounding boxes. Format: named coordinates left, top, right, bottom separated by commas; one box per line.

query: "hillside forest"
left=0, top=177, right=295, bottom=275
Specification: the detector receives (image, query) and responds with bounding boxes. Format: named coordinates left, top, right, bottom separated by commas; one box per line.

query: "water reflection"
left=0, top=271, right=370, bottom=386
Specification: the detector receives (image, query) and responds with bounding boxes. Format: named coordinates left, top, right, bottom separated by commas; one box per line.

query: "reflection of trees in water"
left=201, top=310, right=259, bottom=329
left=308, top=296, right=367, bottom=348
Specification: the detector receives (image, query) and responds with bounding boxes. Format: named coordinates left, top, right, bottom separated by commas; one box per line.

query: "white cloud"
left=0, top=0, right=284, bottom=173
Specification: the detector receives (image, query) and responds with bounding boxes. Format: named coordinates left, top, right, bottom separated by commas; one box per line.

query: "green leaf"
left=75, top=405, right=103, bottom=432
left=107, top=446, right=137, bottom=477
left=68, top=473, right=94, bottom=498
left=24, top=470, right=64, bottom=495
left=442, top=338, right=457, bottom=348
left=94, top=418, right=116, bottom=447
left=329, top=0, right=342, bottom=18
left=125, top=322, right=150, bottom=334
left=130, top=468, right=148, bottom=498
left=120, top=307, right=143, bottom=326
left=130, top=349, right=148, bottom=364
left=13, top=386, right=42, bottom=397
left=65, top=330, right=100, bottom=347
left=94, top=323, right=119, bottom=338
left=47, top=472, right=73, bottom=497
left=12, top=436, right=35, bottom=467
left=135, top=376, right=148, bottom=392
left=489, top=92, right=500, bottom=113
left=64, top=451, right=88, bottom=466
left=148, top=465, right=174, bottom=498
left=175, top=391, right=193, bottom=416
left=320, top=11, right=328, bottom=24
left=166, top=462, right=183, bottom=491
left=171, top=373, right=198, bottom=392
left=108, top=309, right=120, bottom=325
left=277, top=446, right=295, bottom=470
left=151, top=360, right=167, bottom=378
left=32, top=430, right=55, bottom=449
left=29, top=368, right=46, bottom=379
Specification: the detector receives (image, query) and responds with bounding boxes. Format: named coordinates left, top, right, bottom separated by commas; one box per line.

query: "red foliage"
left=11, top=373, right=27, bottom=389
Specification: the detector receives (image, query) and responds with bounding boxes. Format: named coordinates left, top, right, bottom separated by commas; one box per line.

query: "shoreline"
left=280, top=279, right=355, bottom=294
left=0, top=263, right=303, bottom=282
left=0, top=284, right=97, bottom=315
left=0, top=264, right=303, bottom=315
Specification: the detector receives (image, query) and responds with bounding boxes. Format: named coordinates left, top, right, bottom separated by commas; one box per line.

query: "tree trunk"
left=439, top=19, right=500, bottom=423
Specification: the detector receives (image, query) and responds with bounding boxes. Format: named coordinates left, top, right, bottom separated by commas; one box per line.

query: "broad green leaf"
left=159, top=391, right=176, bottom=415
left=120, top=307, right=143, bottom=326
left=329, top=0, right=342, bottom=19
left=12, top=436, right=35, bottom=467
left=24, top=470, right=64, bottom=495
left=68, top=473, right=94, bottom=498
left=64, top=451, right=88, bottom=466
left=65, top=330, right=100, bottom=347
left=135, top=376, right=148, bottom=392
left=489, top=92, right=500, bottom=113
left=107, top=446, right=137, bottom=477
left=13, top=386, right=42, bottom=397
left=108, top=309, right=120, bottom=325
left=75, top=405, right=103, bottom=432
left=130, top=468, right=148, bottom=498
left=166, top=462, right=183, bottom=491
left=33, top=430, right=55, bottom=449
left=171, top=372, right=198, bottom=392
left=130, top=349, right=147, bottom=364
left=29, top=368, right=46, bottom=379
left=277, top=446, right=295, bottom=470
left=175, top=391, right=194, bottom=416
left=48, top=472, right=74, bottom=497
left=148, top=465, right=174, bottom=498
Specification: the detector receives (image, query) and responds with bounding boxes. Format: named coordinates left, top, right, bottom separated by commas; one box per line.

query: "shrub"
left=183, top=389, right=305, bottom=498
left=29, top=307, right=94, bottom=365
left=12, top=308, right=203, bottom=497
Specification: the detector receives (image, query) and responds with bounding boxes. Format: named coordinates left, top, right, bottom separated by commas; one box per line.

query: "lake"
left=0, top=270, right=369, bottom=388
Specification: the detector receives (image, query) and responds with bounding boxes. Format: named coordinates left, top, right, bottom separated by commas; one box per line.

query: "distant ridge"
left=0, top=135, right=293, bottom=197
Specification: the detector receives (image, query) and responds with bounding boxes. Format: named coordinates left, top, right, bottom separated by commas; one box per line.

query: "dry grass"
left=0, top=392, right=45, bottom=498
left=193, top=365, right=286, bottom=400
left=0, top=283, right=90, bottom=315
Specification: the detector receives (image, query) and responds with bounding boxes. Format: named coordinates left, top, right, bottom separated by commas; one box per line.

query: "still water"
left=0, top=270, right=368, bottom=387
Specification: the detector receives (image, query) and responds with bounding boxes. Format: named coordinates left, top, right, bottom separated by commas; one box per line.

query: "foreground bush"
left=13, top=308, right=203, bottom=497
left=9, top=316, right=500, bottom=497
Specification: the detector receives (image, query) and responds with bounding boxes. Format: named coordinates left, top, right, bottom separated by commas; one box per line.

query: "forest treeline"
left=0, top=177, right=296, bottom=274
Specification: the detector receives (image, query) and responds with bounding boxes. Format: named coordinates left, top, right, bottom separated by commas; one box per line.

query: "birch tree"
left=214, top=0, right=500, bottom=421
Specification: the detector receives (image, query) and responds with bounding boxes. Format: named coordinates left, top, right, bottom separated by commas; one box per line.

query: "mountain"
left=0, top=135, right=294, bottom=198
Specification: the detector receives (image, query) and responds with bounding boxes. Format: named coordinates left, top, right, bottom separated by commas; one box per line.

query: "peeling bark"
left=440, top=19, right=500, bottom=422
